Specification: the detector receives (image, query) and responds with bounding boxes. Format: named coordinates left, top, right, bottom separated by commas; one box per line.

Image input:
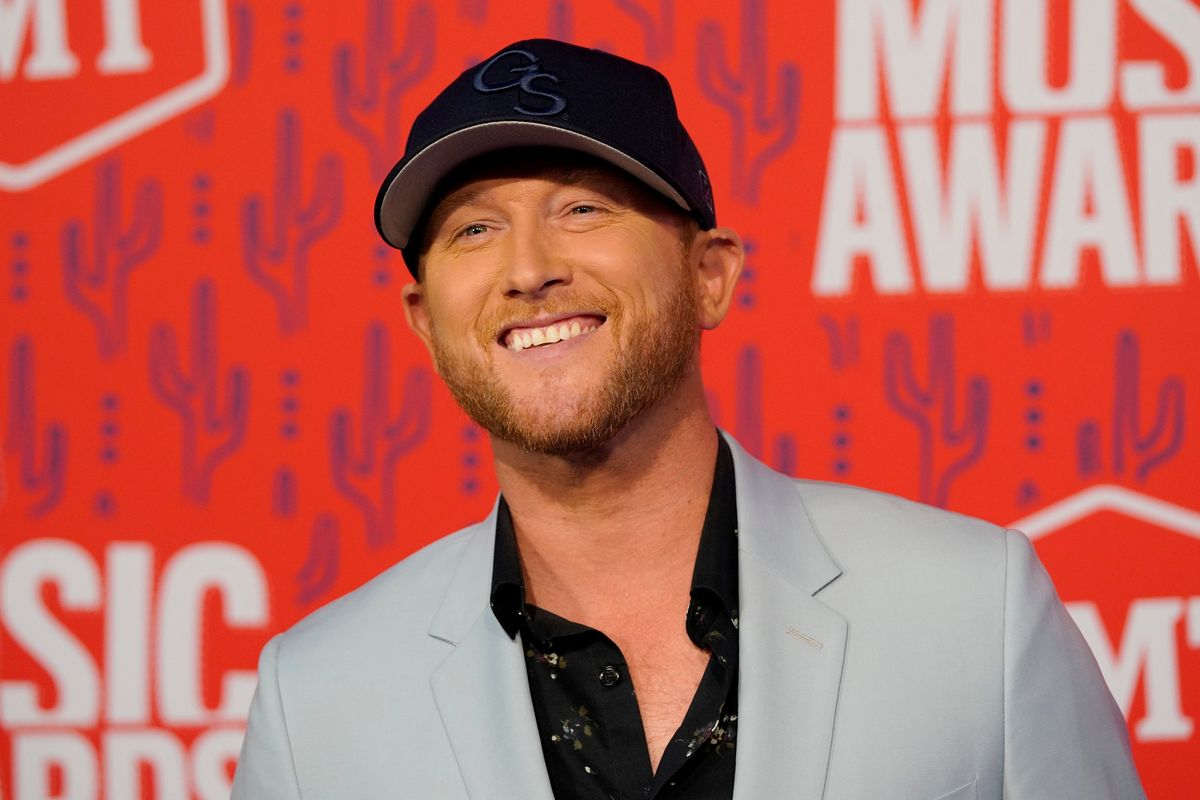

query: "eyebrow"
left=425, top=168, right=629, bottom=237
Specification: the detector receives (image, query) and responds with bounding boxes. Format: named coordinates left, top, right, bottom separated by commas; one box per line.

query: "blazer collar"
left=427, top=499, right=556, bottom=799
left=426, top=433, right=848, bottom=800
left=724, top=432, right=848, bottom=800
left=428, top=498, right=500, bottom=646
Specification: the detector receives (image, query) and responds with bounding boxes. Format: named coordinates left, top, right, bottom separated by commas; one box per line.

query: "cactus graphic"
left=5, top=337, right=67, bottom=516
left=148, top=281, right=250, bottom=503
left=241, top=108, right=344, bottom=335
left=329, top=322, right=433, bottom=548
left=548, top=0, right=573, bottom=40
left=458, top=0, right=487, bottom=18
left=614, top=0, right=675, bottom=61
left=272, top=466, right=298, bottom=516
left=1112, top=330, right=1184, bottom=481
left=296, top=513, right=340, bottom=605
left=332, top=0, right=435, bottom=176
left=696, top=0, right=800, bottom=205
left=60, top=159, right=163, bottom=359
left=818, top=315, right=860, bottom=370
left=734, top=344, right=799, bottom=476
left=1075, top=419, right=1103, bottom=478
left=883, top=316, right=989, bottom=508
left=1075, top=331, right=1184, bottom=481
left=230, top=1, right=254, bottom=86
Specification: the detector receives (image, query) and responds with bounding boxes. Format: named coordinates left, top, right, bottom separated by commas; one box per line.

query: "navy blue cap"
left=374, top=39, right=716, bottom=276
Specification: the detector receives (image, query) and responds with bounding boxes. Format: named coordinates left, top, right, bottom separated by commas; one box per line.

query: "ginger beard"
left=429, top=255, right=699, bottom=457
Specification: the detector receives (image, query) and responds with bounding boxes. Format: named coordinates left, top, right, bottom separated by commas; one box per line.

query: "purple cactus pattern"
left=614, top=0, right=675, bottom=61
left=697, top=0, right=800, bottom=204
left=240, top=108, right=344, bottom=335
left=60, top=159, right=163, bottom=359
left=734, top=344, right=798, bottom=476
left=5, top=337, right=67, bottom=516
left=148, top=280, right=250, bottom=503
left=230, top=1, right=254, bottom=86
left=329, top=322, right=433, bottom=548
left=1076, top=420, right=1103, bottom=478
left=1113, top=330, right=1185, bottom=481
left=273, top=466, right=298, bottom=516
left=883, top=316, right=989, bottom=508
left=1076, top=330, right=1185, bottom=482
left=332, top=0, right=436, bottom=177
left=296, top=513, right=340, bottom=605
left=548, top=0, right=574, bottom=41
left=818, top=315, right=860, bottom=370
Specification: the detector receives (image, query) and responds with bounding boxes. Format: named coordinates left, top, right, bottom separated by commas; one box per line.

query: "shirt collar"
left=489, top=432, right=739, bottom=640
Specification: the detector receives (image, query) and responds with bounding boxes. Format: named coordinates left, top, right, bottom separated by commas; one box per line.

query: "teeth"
left=505, top=319, right=601, bottom=351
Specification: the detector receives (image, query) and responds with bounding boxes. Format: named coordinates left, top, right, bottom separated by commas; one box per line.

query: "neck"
left=490, top=371, right=718, bottom=623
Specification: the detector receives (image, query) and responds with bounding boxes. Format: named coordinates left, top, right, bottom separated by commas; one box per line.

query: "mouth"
left=499, top=314, right=607, bottom=352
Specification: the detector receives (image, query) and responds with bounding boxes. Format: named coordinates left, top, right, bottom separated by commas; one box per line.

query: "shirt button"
left=599, top=665, right=621, bottom=687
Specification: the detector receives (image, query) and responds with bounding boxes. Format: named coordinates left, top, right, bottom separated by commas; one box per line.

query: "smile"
left=501, top=315, right=605, bottom=352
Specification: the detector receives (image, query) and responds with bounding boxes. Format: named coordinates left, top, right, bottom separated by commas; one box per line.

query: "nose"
left=499, top=225, right=570, bottom=298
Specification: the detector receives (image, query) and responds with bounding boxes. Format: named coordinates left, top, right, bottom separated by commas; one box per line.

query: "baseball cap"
left=374, top=38, right=716, bottom=276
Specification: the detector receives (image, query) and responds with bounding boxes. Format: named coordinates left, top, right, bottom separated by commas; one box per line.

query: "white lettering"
left=105, top=542, right=153, bottom=724
left=1189, top=597, right=1200, bottom=648
left=1002, top=0, right=1116, bottom=113
left=0, top=540, right=100, bottom=726
left=1040, top=117, right=1140, bottom=288
left=104, top=729, right=188, bottom=800
left=157, top=543, right=268, bottom=725
left=1140, top=114, right=1200, bottom=285
left=1122, top=0, right=1200, bottom=109
left=836, top=0, right=992, bottom=120
left=900, top=119, right=1046, bottom=291
left=1069, top=598, right=1193, bottom=741
left=0, top=0, right=79, bottom=80
left=193, top=727, right=245, bottom=800
left=96, top=0, right=151, bottom=74
left=812, top=126, right=912, bottom=295
left=13, top=731, right=97, bottom=800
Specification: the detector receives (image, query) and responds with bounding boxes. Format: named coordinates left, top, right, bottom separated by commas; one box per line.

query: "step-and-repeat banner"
left=2, top=1, right=1197, bottom=797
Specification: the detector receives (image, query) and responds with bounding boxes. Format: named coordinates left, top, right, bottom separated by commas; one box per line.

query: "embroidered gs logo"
left=473, top=49, right=567, bottom=117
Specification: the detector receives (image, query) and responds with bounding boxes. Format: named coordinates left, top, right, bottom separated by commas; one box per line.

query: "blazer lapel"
left=428, top=507, right=555, bottom=800
left=424, top=435, right=847, bottom=800
left=725, top=434, right=848, bottom=800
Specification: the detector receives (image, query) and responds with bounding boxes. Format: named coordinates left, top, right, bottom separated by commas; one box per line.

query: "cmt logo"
left=0, top=0, right=230, bottom=190
left=1013, top=486, right=1200, bottom=748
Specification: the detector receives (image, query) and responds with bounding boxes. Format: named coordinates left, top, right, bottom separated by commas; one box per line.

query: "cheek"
left=426, top=286, right=490, bottom=346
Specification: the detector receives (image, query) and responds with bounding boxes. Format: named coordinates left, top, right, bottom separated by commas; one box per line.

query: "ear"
left=401, top=281, right=437, bottom=360
left=694, top=226, right=745, bottom=330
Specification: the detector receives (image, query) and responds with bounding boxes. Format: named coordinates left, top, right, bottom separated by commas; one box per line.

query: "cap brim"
left=375, top=120, right=693, bottom=249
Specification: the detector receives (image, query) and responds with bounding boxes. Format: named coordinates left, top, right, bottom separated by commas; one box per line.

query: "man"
left=233, top=40, right=1145, bottom=799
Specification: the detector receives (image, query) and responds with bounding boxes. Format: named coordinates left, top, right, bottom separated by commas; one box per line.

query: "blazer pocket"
left=929, top=779, right=977, bottom=800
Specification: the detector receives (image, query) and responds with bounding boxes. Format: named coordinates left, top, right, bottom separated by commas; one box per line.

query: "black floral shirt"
left=491, top=435, right=739, bottom=799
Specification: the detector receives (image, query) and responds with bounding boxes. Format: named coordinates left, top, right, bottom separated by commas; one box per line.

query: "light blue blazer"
left=232, top=434, right=1145, bottom=799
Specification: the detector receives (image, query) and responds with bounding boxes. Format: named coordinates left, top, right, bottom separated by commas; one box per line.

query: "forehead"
left=428, top=149, right=661, bottom=215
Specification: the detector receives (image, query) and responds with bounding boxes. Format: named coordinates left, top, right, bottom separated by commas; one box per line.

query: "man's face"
left=404, top=156, right=702, bottom=456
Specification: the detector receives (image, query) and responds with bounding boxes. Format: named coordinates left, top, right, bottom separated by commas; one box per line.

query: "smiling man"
left=232, top=40, right=1145, bottom=800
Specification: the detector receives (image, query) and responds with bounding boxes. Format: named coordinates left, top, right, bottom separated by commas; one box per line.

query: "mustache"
left=478, top=291, right=619, bottom=340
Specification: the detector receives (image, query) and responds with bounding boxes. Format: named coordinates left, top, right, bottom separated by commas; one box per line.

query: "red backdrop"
left=2, top=1, right=1197, bottom=797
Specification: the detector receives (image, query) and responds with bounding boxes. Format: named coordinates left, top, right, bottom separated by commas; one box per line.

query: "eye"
left=568, top=203, right=598, bottom=215
left=456, top=223, right=489, bottom=239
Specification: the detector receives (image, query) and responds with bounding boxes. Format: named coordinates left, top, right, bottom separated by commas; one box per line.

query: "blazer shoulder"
left=790, top=478, right=1008, bottom=564
left=273, top=520, right=483, bottom=662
